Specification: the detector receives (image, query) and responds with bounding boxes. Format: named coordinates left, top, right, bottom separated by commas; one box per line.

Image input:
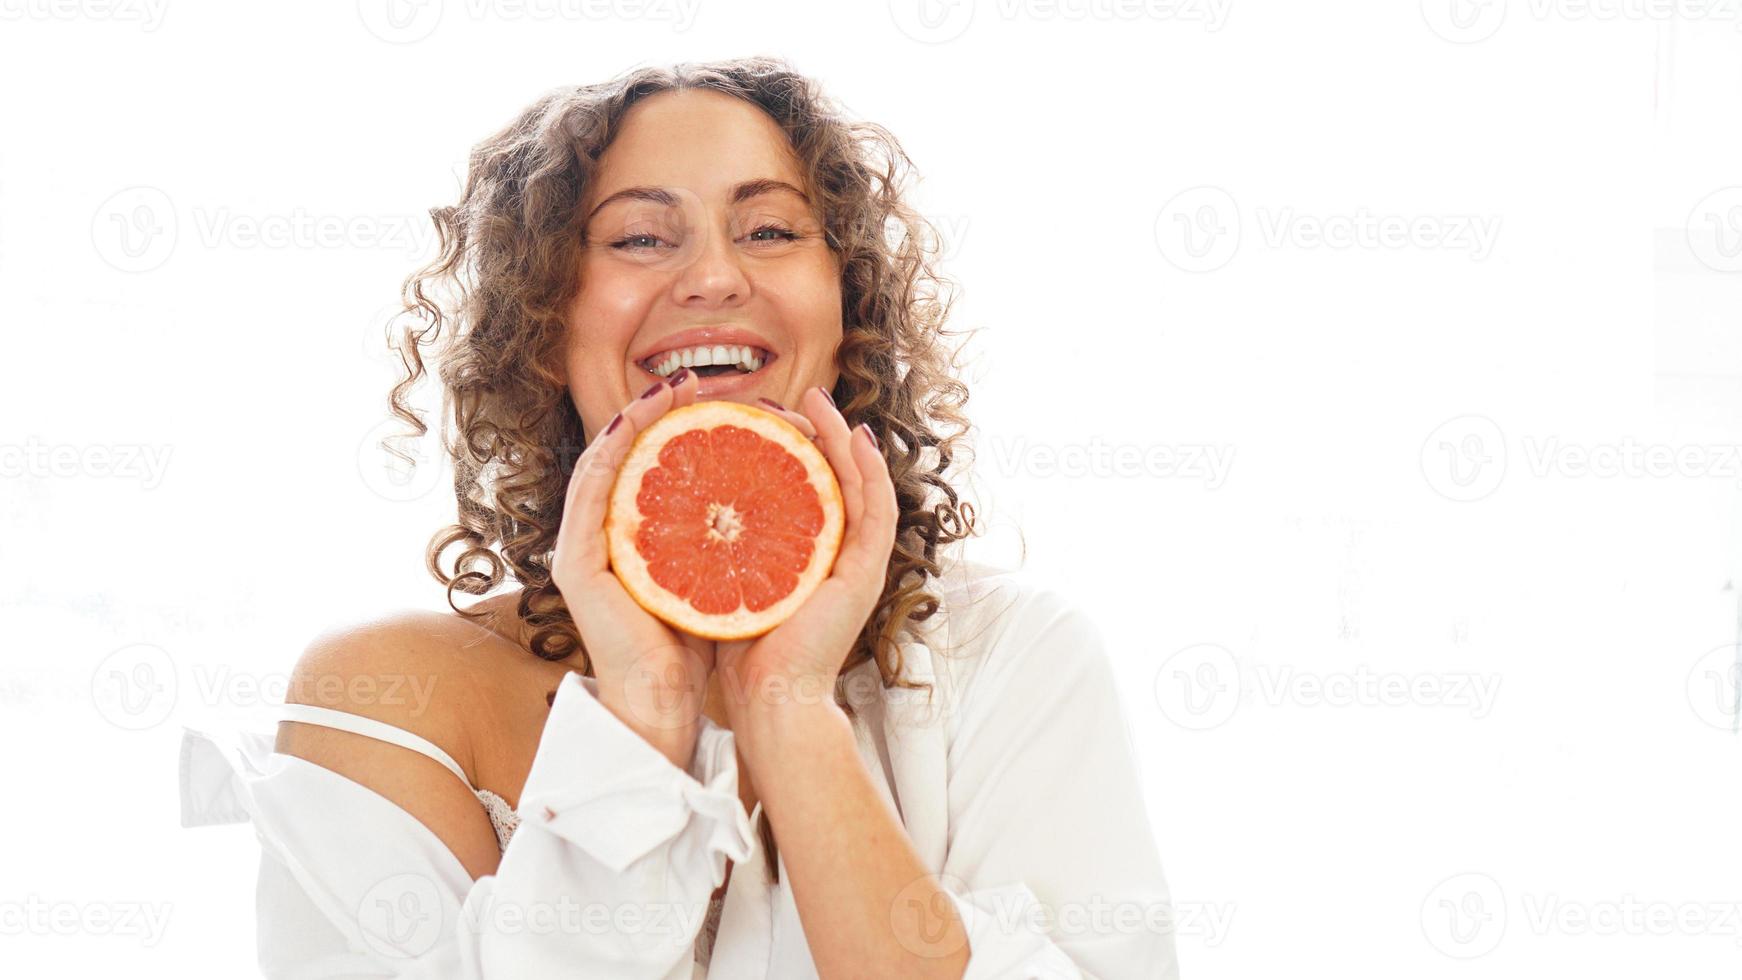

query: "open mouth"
left=689, top=363, right=757, bottom=378
left=639, top=344, right=776, bottom=380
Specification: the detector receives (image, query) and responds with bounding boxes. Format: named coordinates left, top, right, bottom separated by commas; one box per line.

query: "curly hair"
left=382, top=55, right=982, bottom=880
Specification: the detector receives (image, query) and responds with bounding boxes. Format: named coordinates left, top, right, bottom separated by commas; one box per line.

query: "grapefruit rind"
left=604, top=400, right=846, bottom=641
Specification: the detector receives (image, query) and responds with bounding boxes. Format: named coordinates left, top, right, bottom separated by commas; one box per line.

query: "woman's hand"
left=718, top=386, right=900, bottom=735
left=551, top=368, right=713, bottom=767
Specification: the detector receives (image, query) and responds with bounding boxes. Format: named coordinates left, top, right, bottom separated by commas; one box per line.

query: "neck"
left=702, top=670, right=732, bottom=730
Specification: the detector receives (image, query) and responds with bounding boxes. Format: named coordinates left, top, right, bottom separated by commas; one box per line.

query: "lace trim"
left=696, top=893, right=726, bottom=965
left=475, top=788, right=520, bottom=853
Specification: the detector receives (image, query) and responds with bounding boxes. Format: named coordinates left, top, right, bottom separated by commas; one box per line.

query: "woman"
left=179, top=56, right=1179, bottom=978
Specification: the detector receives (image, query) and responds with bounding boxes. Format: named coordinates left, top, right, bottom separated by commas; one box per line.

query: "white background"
left=2, top=0, right=1739, bottom=977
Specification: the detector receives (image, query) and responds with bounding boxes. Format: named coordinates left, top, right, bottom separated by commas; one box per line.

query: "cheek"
left=769, top=253, right=844, bottom=341
left=568, top=266, right=651, bottom=362
left=565, top=265, right=657, bottom=430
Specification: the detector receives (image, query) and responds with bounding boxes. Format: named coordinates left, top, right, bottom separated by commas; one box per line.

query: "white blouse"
left=178, top=560, right=1181, bottom=978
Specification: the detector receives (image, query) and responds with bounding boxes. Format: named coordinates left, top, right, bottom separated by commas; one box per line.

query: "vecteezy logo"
left=90, top=642, right=179, bottom=730
left=1688, top=643, right=1742, bottom=732
left=1686, top=187, right=1742, bottom=273
left=1420, top=872, right=1506, bottom=958
left=1154, top=186, right=1241, bottom=272
left=358, top=0, right=443, bottom=43
left=1420, top=0, right=1507, bottom=43
left=91, top=187, right=177, bottom=273
left=1420, top=415, right=1506, bottom=502
left=889, top=0, right=974, bottom=43
left=356, top=417, right=446, bottom=503
left=1153, top=643, right=1241, bottom=730
left=889, top=871, right=971, bottom=957
left=616, top=644, right=709, bottom=731
left=358, top=873, right=443, bottom=957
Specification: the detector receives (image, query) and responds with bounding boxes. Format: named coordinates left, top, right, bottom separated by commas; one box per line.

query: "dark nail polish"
left=666, top=367, right=690, bottom=388
left=859, top=423, right=877, bottom=448
left=639, top=379, right=665, bottom=399
left=757, top=397, right=786, bottom=412
left=818, top=386, right=836, bottom=408
left=604, top=412, right=623, bottom=435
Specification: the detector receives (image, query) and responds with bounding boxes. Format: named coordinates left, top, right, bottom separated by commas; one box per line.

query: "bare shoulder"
left=273, top=595, right=563, bottom=879
left=285, top=607, right=492, bottom=734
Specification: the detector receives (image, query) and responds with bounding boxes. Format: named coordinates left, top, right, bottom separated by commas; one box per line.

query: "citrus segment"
left=605, top=400, right=844, bottom=640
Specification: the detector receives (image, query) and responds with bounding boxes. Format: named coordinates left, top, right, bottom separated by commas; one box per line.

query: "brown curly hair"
left=382, top=56, right=982, bottom=879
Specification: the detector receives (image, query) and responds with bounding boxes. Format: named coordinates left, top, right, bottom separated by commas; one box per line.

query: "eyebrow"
left=584, top=178, right=811, bottom=224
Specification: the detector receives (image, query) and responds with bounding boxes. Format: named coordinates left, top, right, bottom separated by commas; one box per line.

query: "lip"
left=632, top=325, right=778, bottom=369
left=634, top=356, right=777, bottom=399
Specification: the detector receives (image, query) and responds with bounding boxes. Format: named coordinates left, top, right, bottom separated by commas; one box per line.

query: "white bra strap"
left=277, top=702, right=474, bottom=791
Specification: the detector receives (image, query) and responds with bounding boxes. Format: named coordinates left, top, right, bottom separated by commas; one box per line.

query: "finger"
left=802, top=385, right=865, bottom=538
left=837, top=420, right=898, bottom=588
left=753, top=397, right=818, bottom=440
left=554, top=376, right=682, bottom=576
left=665, top=365, right=698, bottom=408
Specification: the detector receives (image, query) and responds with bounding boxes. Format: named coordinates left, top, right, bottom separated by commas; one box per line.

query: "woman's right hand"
left=550, top=368, right=714, bottom=768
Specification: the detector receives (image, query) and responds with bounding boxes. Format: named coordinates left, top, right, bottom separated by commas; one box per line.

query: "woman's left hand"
left=717, top=386, right=898, bottom=723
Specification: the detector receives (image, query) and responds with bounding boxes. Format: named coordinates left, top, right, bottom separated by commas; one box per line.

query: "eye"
left=745, top=223, right=801, bottom=244
left=609, top=233, right=668, bottom=251
left=609, top=224, right=802, bottom=251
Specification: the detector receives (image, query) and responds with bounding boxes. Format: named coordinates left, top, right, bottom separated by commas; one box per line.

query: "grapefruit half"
left=604, top=400, right=845, bottom=640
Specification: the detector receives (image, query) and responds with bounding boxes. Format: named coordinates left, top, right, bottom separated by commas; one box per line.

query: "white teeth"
left=645, top=344, right=768, bottom=378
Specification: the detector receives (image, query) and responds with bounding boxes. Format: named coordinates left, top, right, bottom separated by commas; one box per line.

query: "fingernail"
left=639, top=379, right=665, bottom=399
left=817, top=385, right=836, bottom=408
left=604, top=412, right=624, bottom=435
left=858, top=423, right=877, bottom=448
left=666, top=367, right=690, bottom=388
left=756, top=397, right=786, bottom=412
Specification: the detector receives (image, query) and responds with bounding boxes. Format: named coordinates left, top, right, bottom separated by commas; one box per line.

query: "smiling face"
left=565, top=88, right=845, bottom=441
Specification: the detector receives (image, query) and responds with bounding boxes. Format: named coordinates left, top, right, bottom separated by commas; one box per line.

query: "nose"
left=670, top=209, right=751, bottom=308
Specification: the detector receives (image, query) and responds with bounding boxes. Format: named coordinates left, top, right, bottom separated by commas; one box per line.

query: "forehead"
left=586, top=89, right=806, bottom=208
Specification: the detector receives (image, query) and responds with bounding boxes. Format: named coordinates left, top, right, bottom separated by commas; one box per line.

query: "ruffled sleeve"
left=180, top=671, right=755, bottom=979
left=932, top=582, right=1181, bottom=980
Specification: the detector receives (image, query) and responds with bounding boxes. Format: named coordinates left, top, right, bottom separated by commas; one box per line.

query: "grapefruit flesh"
left=605, top=401, right=845, bottom=640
